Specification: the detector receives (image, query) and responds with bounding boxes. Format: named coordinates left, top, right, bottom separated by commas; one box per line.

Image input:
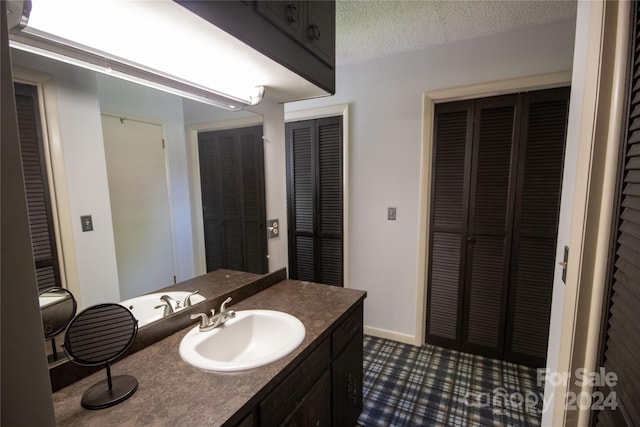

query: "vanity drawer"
left=332, top=304, right=363, bottom=357
left=259, top=338, right=331, bottom=426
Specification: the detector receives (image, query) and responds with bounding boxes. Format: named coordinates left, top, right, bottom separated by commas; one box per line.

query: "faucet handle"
left=190, top=313, right=209, bottom=329
left=184, top=290, right=199, bottom=307
left=220, top=297, right=232, bottom=312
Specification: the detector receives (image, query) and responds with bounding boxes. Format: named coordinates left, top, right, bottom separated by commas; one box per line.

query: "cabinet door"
left=332, top=332, right=363, bottom=427
left=305, top=1, right=335, bottom=66
left=255, top=1, right=304, bottom=41
left=282, top=370, right=331, bottom=427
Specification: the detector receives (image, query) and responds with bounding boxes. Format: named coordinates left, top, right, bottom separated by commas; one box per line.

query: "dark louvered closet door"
left=317, top=119, right=343, bottom=285
left=505, top=88, right=569, bottom=368
left=220, top=134, right=244, bottom=270
left=286, top=116, right=343, bottom=286
left=198, top=125, right=267, bottom=274
left=427, top=89, right=568, bottom=366
left=289, top=121, right=315, bottom=282
left=462, top=95, right=519, bottom=358
left=14, top=83, right=62, bottom=292
left=597, top=3, right=640, bottom=425
left=426, top=101, right=473, bottom=348
left=240, top=128, right=268, bottom=273
left=198, top=132, right=224, bottom=272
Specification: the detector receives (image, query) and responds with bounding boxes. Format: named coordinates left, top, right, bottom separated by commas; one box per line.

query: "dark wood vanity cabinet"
left=234, top=303, right=363, bottom=427
left=175, top=0, right=335, bottom=95
left=331, top=307, right=364, bottom=427
left=255, top=1, right=335, bottom=67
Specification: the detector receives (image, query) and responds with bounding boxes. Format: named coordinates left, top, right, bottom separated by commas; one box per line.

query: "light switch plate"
left=388, top=207, right=397, bottom=221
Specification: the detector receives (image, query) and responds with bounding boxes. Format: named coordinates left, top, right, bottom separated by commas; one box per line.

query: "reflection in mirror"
left=40, top=287, right=77, bottom=363
left=10, top=48, right=265, bottom=347
left=120, top=291, right=205, bottom=328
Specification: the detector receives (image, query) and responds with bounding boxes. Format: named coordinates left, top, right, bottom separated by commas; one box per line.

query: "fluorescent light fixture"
left=10, top=0, right=266, bottom=109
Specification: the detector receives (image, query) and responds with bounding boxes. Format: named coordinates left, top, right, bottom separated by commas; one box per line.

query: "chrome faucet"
left=155, top=294, right=179, bottom=317
left=183, top=290, right=200, bottom=307
left=190, top=297, right=236, bottom=332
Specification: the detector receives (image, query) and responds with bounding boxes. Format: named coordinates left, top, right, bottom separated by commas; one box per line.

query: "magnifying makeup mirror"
left=64, top=303, right=138, bottom=409
left=39, top=287, right=77, bottom=363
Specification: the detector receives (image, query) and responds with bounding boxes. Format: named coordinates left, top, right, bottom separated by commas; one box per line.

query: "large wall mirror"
left=11, top=48, right=267, bottom=365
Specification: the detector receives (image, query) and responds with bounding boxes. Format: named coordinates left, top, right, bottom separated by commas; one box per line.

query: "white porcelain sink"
left=120, top=291, right=205, bottom=328
left=179, top=309, right=306, bottom=372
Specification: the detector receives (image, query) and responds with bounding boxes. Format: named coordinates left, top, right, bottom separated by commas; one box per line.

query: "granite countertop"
left=49, top=269, right=275, bottom=392
left=53, top=279, right=366, bottom=426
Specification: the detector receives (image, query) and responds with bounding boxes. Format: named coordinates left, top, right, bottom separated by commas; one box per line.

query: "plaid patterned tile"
left=358, top=335, right=544, bottom=427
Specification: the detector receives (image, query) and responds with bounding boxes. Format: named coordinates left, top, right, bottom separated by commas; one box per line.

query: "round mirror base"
left=81, top=375, right=138, bottom=410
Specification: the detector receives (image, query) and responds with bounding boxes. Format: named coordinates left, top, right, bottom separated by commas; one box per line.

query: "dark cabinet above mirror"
left=175, top=0, right=336, bottom=96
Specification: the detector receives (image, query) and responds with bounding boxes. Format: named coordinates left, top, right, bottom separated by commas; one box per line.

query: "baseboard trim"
left=364, top=326, right=419, bottom=346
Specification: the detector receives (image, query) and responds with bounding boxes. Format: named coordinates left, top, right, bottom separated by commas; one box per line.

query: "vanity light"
left=8, top=0, right=266, bottom=109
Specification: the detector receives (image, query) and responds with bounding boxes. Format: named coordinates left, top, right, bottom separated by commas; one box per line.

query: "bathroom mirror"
left=40, top=287, right=77, bottom=363
left=10, top=48, right=266, bottom=361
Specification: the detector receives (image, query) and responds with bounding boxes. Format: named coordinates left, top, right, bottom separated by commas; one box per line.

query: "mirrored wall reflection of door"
left=102, top=115, right=176, bottom=300
left=14, top=82, right=63, bottom=292
left=426, top=87, right=570, bottom=368
left=197, top=125, right=267, bottom=274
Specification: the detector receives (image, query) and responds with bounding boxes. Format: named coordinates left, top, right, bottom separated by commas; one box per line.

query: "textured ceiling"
left=336, top=0, right=577, bottom=64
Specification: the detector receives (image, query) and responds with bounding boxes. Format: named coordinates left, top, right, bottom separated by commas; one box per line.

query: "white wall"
left=286, top=18, right=576, bottom=339
left=11, top=50, right=122, bottom=308
left=250, top=97, right=288, bottom=272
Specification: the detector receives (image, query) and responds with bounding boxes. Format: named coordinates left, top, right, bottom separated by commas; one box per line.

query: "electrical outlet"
left=388, top=207, right=397, bottom=221
left=267, top=219, right=279, bottom=239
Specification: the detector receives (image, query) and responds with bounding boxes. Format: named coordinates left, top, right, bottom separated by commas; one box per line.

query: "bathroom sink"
left=179, top=309, right=306, bottom=372
left=120, top=291, right=205, bottom=328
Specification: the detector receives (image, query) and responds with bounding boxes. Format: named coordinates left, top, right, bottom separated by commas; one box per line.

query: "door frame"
left=186, top=115, right=264, bottom=276
left=11, top=67, right=80, bottom=301
left=285, top=103, right=351, bottom=288
left=418, top=71, right=573, bottom=347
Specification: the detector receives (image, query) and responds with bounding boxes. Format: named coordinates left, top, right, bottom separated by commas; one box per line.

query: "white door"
left=102, top=115, right=175, bottom=300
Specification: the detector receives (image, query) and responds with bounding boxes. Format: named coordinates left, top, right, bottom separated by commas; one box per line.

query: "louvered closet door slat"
left=15, top=84, right=61, bottom=291
left=198, top=135, right=224, bottom=272
left=319, top=238, right=342, bottom=286
left=506, top=89, right=569, bottom=367
left=463, top=98, right=516, bottom=356
left=295, top=235, right=315, bottom=282
left=427, top=102, right=472, bottom=346
left=219, top=135, right=245, bottom=270
left=318, top=120, right=342, bottom=236
left=317, top=117, right=343, bottom=285
left=239, top=126, right=267, bottom=274
left=465, top=235, right=505, bottom=350
left=292, top=125, right=314, bottom=233
left=598, top=3, right=640, bottom=425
